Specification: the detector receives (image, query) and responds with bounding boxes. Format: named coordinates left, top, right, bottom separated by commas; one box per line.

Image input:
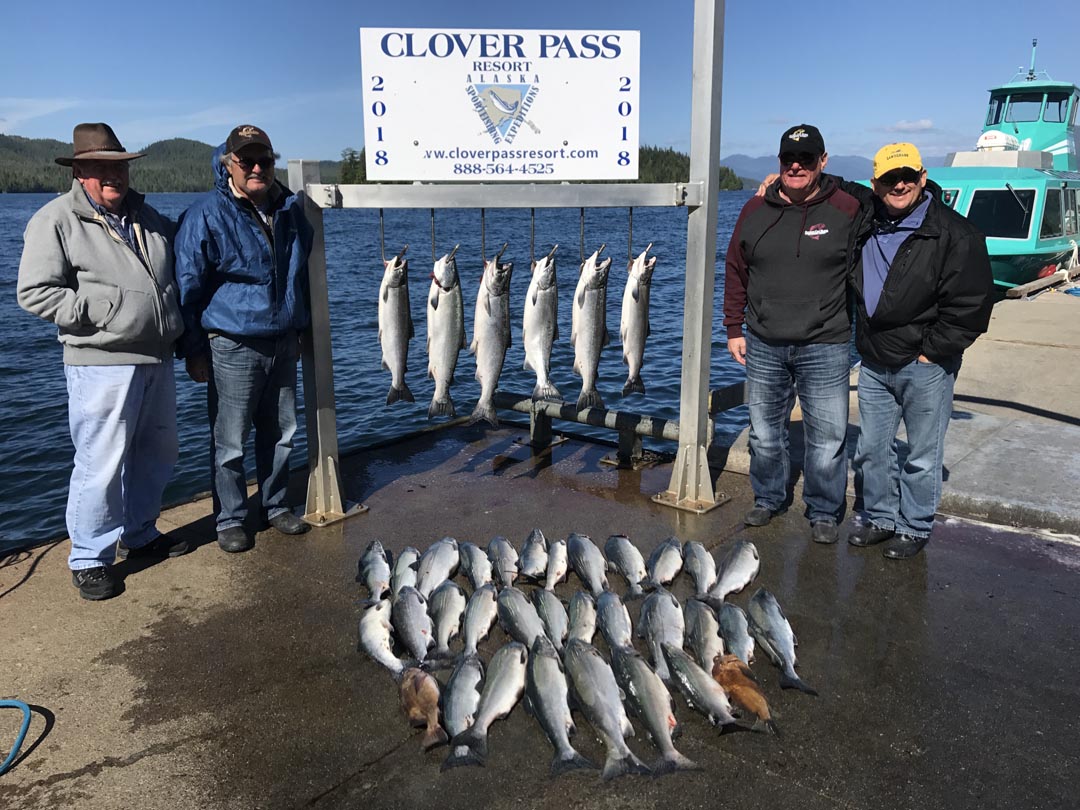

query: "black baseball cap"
left=779, top=124, right=825, bottom=157
left=225, top=124, right=273, bottom=154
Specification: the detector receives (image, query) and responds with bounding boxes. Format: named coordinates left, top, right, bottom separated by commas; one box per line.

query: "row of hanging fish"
left=357, top=531, right=813, bottom=779
left=376, top=242, right=659, bottom=427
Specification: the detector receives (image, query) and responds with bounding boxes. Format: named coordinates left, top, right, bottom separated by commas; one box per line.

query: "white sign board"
left=359, top=28, right=640, bottom=182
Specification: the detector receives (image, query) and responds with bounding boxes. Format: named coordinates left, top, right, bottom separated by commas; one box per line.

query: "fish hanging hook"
left=430, top=208, right=436, bottom=263
left=580, top=207, right=585, bottom=264
left=379, top=208, right=386, bottom=264
left=481, top=208, right=486, bottom=264
left=628, top=207, right=634, bottom=263
left=530, top=207, right=535, bottom=266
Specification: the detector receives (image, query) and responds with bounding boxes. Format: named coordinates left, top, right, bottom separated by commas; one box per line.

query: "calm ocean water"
left=0, top=191, right=752, bottom=551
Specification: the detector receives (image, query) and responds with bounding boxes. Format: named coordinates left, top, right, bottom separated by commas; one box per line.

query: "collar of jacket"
left=763, top=173, right=839, bottom=208
left=873, top=193, right=943, bottom=239
left=67, top=179, right=144, bottom=221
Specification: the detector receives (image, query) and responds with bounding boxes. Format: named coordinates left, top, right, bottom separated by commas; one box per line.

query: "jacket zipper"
left=86, top=211, right=167, bottom=337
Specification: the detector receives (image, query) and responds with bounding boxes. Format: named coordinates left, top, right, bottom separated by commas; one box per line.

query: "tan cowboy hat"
left=55, top=122, right=146, bottom=166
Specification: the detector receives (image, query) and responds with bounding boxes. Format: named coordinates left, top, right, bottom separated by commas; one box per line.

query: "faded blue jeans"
left=853, top=356, right=960, bottom=539
left=746, top=332, right=850, bottom=524
left=65, top=363, right=178, bottom=570
left=208, top=333, right=299, bottom=532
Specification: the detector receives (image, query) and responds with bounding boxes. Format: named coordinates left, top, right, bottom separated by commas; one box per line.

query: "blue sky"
left=2, top=0, right=1076, bottom=160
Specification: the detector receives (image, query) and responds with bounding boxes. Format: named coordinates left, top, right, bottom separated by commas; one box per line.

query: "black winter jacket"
left=850, top=190, right=994, bottom=367
left=723, top=175, right=862, bottom=344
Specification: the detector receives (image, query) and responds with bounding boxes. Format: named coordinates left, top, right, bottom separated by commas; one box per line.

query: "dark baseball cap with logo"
left=225, top=124, right=273, bottom=154
left=779, top=124, right=825, bottom=157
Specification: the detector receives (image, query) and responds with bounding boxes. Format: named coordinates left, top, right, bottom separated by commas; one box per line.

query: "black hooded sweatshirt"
left=723, top=175, right=861, bottom=344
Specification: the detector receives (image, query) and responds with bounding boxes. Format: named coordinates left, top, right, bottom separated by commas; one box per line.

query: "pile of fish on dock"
left=378, top=242, right=658, bottom=426
left=357, top=530, right=815, bottom=780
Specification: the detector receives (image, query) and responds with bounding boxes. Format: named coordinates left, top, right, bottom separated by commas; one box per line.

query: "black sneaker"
left=811, top=521, right=838, bottom=545
left=117, top=533, right=191, bottom=561
left=72, top=566, right=119, bottom=601
left=268, top=511, right=311, bottom=535
left=848, top=524, right=895, bottom=547
left=218, top=527, right=254, bottom=553
left=744, top=506, right=774, bottom=527
left=883, top=534, right=929, bottom=560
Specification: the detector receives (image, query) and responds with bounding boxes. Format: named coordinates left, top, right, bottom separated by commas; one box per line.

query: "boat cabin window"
left=1005, top=92, right=1044, bottom=123
left=966, top=189, right=1035, bottom=239
left=986, top=95, right=1006, bottom=126
left=1064, top=189, right=1077, bottom=236
left=941, top=189, right=960, bottom=209
left=1040, top=189, right=1063, bottom=239
left=1044, top=92, right=1071, bottom=123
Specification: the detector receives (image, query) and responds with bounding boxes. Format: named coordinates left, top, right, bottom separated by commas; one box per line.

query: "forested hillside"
left=1, top=135, right=741, bottom=192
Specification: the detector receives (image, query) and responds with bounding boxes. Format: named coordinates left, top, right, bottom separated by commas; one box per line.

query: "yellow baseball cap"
left=873, top=142, right=923, bottom=178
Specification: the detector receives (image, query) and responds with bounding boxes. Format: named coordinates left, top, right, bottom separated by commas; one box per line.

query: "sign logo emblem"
left=788, top=128, right=809, bottom=142
left=804, top=223, right=829, bottom=240
left=466, top=83, right=539, bottom=145
left=236, top=126, right=262, bottom=139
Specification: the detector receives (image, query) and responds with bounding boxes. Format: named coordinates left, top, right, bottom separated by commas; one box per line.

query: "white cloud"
left=885, top=119, right=935, bottom=133
left=0, top=97, right=82, bottom=133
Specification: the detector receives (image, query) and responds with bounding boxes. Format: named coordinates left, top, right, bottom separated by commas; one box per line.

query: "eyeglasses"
left=876, top=167, right=922, bottom=186
left=234, top=154, right=275, bottom=171
left=779, top=152, right=819, bottom=168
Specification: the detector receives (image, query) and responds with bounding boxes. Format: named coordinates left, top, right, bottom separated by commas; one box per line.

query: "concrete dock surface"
left=3, top=291, right=1080, bottom=809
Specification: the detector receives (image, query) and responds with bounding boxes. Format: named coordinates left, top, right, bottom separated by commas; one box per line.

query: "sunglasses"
left=877, top=167, right=922, bottom=186
left=779, top=152, right=819, bottom=167
left=234, top=154, right=275, bottom=171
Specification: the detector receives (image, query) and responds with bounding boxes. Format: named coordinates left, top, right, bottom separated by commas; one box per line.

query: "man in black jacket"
left=724, top=125, right=862, bottom=544
left=848, top=143, right=994, bottom=559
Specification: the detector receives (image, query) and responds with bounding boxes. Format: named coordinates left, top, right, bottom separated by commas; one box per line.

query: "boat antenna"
left=1027, top=38, right=1038, bottom=81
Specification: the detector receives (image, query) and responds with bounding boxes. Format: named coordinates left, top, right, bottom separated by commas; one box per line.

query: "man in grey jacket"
left=17, top=122, right=189, bottom=601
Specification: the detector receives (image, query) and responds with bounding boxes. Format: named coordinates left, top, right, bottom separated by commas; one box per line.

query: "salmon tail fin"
left=752, top=717, right=782, bottom=737
left=779, top=670, right=819, bottom=696
left=387, top=382, right=414, bottom=406
left=532, top=381, right=562, bottom=402
left=428, top=396, right=456, bottom=419
left=450, top=727, right=488, bottom=762
left=550, top=749, right=596, bottom=777
left=576, top=389, right=604, bottom=411
left=651, top=751, right=701, bottom=776
left=421, top=724, right=450, bottom=751
left=601, top=751, right=650, bottom=781
left=622, top=377, right=645, bottom=397
left=441, top=744, right=484, bottom=770
left=468, top=403, right=499, bottom=428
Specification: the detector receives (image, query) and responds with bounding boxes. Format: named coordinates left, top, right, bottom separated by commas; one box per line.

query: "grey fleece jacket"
left=17, top=180, right=184, bottom=365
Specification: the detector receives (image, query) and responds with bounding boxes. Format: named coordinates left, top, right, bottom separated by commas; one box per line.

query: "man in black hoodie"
left=847, top=143, right=993, bottom=559
left=723, top=125, right=862, bottom=544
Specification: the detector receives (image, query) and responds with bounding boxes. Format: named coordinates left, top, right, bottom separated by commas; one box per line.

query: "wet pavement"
left=2, top=425, right=1078, bottom=810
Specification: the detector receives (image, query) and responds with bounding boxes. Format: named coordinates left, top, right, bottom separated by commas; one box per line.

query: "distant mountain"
left=0, top=135, right=345, bottom=193
left=721, top=152, right=949, bottom=185
left=721, top=153, right=873, bottom=183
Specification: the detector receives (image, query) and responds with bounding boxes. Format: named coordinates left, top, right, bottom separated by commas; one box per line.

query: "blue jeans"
left=746, top=332, right=850, bottom=523
left=65, top=364, right=178, bottom=570
left=208, top=333, right=299, bottom=531
left=853, top=357, right=960, bottom=539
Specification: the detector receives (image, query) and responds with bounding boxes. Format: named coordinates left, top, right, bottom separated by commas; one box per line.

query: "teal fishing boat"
left=929, top=40, right=1080, bottom=289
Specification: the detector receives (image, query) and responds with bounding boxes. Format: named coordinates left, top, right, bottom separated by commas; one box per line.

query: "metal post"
left=656, top=0, right=727, bottom=513
left=288, top=160, right=367, bottom=525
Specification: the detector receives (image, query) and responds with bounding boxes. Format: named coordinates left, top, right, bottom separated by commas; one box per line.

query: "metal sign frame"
left=287, top=0, right=725, bottom=521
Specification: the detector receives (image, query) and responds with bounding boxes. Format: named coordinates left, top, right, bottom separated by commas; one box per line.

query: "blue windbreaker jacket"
left=174, top=144, right=313, bottom=357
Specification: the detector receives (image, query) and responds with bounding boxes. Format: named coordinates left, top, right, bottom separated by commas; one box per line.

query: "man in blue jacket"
left=175, top=125, right=313, bottom=553
left=848, top=143, right=993, bottom=559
